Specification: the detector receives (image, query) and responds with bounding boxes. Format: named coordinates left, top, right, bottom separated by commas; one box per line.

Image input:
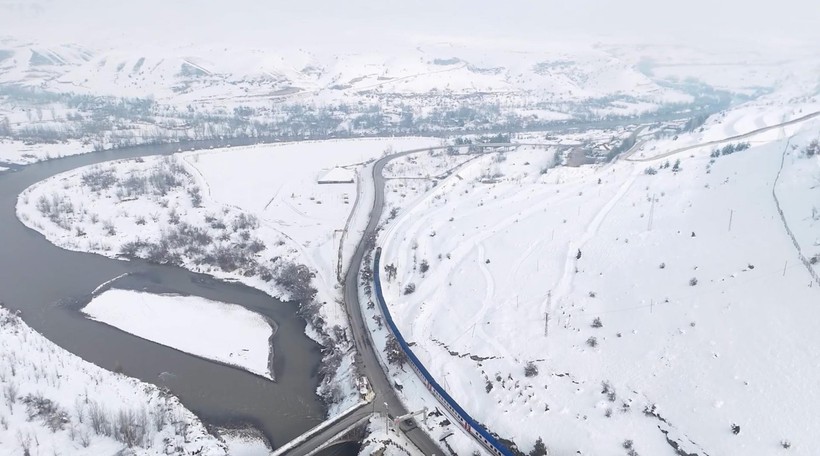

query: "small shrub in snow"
left=167, top=209, right=180, bottom=225
left=731, top=423, right=741, bottom=435
left=232, top=213, right=259, bottom=231
left=586, top=336, right=598, bottom=348
left=672, top=159, right=681, bottom=172
left=804, top=139, right=818, bottom=157
left=529, top=437, right=548, bottom=456
left=22, top=393, right=70, bottom=432
left=102, top=221, right=116, bottom=236
left=689, top=277, right=698, bottom=286
left=485, top=381, right=493, bottom=393
left=524, top=362, right=539, bottom=377
left=404, top=283, right=416, bottom=295
left=384, top=263, right=398, bottom=282
left=188, top=186, right=203, bottom=207
left=247, top=238, right=266, bottom=254
left=591, top=317, right=603, bottom=328
left=3, top=382, right=18, bottom=407
left=419, top=259, right=429, bottom=273
left=659, top=262, right=666, bottom=269
left=643, top=167, right=657, bottom=175
left=81, top=168, right=117, bottom=192
left=781, top=439, right=792, bottom=449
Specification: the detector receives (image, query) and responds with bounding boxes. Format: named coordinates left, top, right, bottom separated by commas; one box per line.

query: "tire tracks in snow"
left=547, top=165, right=641, bottom=317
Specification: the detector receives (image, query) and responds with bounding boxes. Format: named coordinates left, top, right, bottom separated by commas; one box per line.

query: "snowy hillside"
left=0, top=38, right=693, bottom=108
left=0, top=305, right=227, bottom=456
left=374, top=111, right=820, bottom=455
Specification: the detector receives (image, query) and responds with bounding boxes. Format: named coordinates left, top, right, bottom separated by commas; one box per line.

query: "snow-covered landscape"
left=82, top=289, right=275, bottom=380
left=371, top=104, right=820, bottom=455
left=0, top=305, right=228, bottom=456
left=1, top=1, right=819, bottom=455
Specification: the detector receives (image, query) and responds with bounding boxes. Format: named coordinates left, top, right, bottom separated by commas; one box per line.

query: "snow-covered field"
left=373, top=111, right=820, bottom=455
left=82, top=289, right=275, bottom=379
left=184, top=137, right=441, bottom=293
left=0, top=138, right=92, bottom=165
left=0, top=305, right=227, bottom=456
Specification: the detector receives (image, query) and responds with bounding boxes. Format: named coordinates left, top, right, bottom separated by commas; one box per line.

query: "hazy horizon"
left=1, top=0, right=818, bottom=56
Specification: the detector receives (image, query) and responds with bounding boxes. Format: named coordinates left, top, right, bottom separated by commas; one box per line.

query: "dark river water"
left=0, top=140, right=325, bottom=449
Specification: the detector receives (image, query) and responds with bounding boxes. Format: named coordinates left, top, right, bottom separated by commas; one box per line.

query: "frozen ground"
left=373, top=109, right=820, bottom=455
left=0, top=305, right=227, bottom=456
left=82, top=289, right=275, bottom=379
left=183, top=137, right=441, bottom=296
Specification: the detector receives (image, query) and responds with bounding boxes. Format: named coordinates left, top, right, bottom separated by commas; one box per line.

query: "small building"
left=317, top=167, right=355, bottom=184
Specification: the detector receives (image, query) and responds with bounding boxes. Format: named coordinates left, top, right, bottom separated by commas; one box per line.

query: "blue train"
left=373, top=247, right=514, bottom=456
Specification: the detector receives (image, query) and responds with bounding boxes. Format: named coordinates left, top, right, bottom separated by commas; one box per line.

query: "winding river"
left=0, top=140, right=325, bottom=448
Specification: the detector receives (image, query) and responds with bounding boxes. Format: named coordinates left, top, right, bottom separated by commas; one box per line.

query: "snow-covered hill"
left=375, top=107, right=820, bottom=455
left=0, top=38, right=696, bottom=109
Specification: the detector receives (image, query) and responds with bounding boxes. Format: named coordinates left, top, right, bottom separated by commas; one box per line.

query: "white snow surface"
left=222, top=432, right=271, bottom=456
left=318, top=167, right=355, bottom=183
left=373, top=115, right=820, bottom=455
left=0, top=305, right=227, bottom=456
left=0, top=138, right=92, bottom=165
left=184, top=137, right=441, bottom=296
left=82, top=289, right=274, bottom=379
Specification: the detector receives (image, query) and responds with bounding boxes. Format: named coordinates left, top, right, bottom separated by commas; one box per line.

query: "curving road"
left=625, top=110, right=820, bottom=162
left=342, top=146, right=450, bottom=455
left=341, top=142, right=559, bottom=455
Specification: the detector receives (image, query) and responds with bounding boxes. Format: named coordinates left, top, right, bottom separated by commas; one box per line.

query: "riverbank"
left=0, top=140, right=325, bottom=449
left=0, top=305, right=228, bottom=456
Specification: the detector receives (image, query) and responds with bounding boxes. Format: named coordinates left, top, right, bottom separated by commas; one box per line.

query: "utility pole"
left=545, top=291, right=552, bottom=337
left=783, top=261, right=788, bottom=277
left=545, top=312, right=549, bottom=337
left=728, top=209, right=734, bottom=232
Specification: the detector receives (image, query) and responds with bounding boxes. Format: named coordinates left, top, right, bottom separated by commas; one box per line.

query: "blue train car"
left=373, top=247, right=514, bottom=456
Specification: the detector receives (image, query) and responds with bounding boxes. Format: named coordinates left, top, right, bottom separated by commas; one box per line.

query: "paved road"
left=341, top=142, right=573, bottom=454
left=625, top=110, right=820, bottom=162
left=342, top=146, right=449, bottom=456
left=285, top=142, right=569, bottom=455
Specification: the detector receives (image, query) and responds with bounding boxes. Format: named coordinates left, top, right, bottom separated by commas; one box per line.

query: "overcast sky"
left=1, top=0, right=818, bottom=53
